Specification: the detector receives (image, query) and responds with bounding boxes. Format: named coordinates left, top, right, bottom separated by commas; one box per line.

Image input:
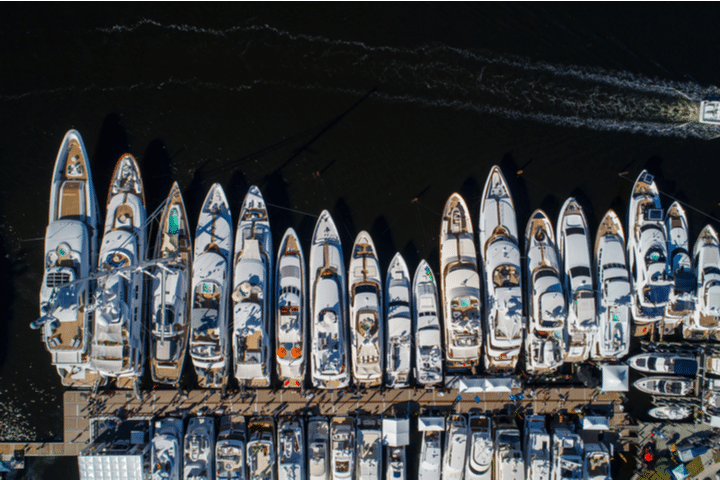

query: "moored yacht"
left=184, top=416, right=215, bottom=480
left=413, top=260, right=443, bottom=388
left=633, top=376, right=694, bottom=396
left=385, top=445, right=406, bottom=480
left=442, top=414, right=467, bottom=480
left=582, top=443, right=611, bottom=480
left=385, top=252, right=412, bottom=388
left=247, top=416, right=276, bottom=480
left=349, top=232, right=383, bottom=387
left=627, top=352, right=698, bottom=375
left=648, top=405, right=692, bottom=420
left=664, top=202, right=695, bottom=333
left=356, top=418, right=382, bottom=480
left=699, top=100, right=720, bottom=124
left=331, top=416, right=355, bottom=480
left=190, top=184, right=233, bottom=389
left=277, top=417, right=305, bottom=480
left=479, top=166, right=523, bottom=374
left=309, top=211, right=350, bottom=389
left=232, top=186, right=273, bottom=388
left=525, top=210, right=566, bottom=374
left=524, top=415, right=550, bottom=480
left=418, top=417, right=443, bottom=480
left=152, top=417, right=184, bottom=480
left=686, top=225, right=720, bottom=340
left=308, top=416, right=330, bottom=480
left=440, top=193, right=482, bottom=373
left=495, top=422, right=524, bottom=480
left=216, top=416, right=246, bottom=480
left=466, top=415, right=493, bottom=480
left=551, top=427, right=583, bottom=480
left=275, top=228, right=306, bottom=389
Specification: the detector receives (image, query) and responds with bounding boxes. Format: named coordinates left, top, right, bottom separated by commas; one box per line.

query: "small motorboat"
left=277, top=417, right=305, bottom=480
left=627, top=352, right=698, bottom=375
left=184, top=416, right=215, bottom=480
left=413, top=260, right=443, bottom=388
left=216, top=415, right=246, bottom=480
left=356, top=417, right=382, bottom=480
left=648, top=405, right=693, bottom=420
left=330, top=417, right=355, bottom=480
left=633, top=376, right=694, bottom=396
left=152, top=417, right=184, bottom=480
left=308, top=416, right=330, bottom=480
left=699, top=100, right=720, bottom=124
left=385, top=252, right=412, bottom=388
left=442, top=414, right=468, bottom=479
left=466, top=414, right=493, bottom=480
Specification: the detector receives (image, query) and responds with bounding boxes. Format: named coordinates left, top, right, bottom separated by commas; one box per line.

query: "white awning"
left=601, top=364, right=629, bottom=392
left=78, top=455, right=144, bottom=480
left=418, top=416, right=445, bottom=432
left=382, top=418, right=410, bottom=446
left=457, top=377, right=515, bottom=393
left=582, top=416, right=610, bottom=430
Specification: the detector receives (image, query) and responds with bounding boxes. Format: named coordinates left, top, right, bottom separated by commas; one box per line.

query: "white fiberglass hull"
left=413, top=260, right=443, bottom=387
left=386, top=252, right=411, bottom=388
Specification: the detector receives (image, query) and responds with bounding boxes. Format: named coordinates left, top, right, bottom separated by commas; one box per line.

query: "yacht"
left=592, top=210, right=631, bottom=361
left=648, top=405, right=692, bottom=420
left=551, top=427, right=583, bottom=480
left=184, top=416, right=215, bottom=480
left=277, top=417, right=305, bottom=480
left=705, top=353, right=720, bottom=375
left=523, top=415, right=550, bottom=480
left=152, top=417, right=184, bottom=480
left=232, top=186, right=273, bottom=388
left=349, top=232, right=383, bottom=387
left=633, top=376, right=694, bottom=396
left=150, top=183, right=192, bottom=385
left=686, top=225, right=720, bottom=340
left=275, top=228, right=306, bottom=389
left=627, top=352, right=698, bottom=375
left=557, top=198, right=595, bottom=363
left=247, top=416, right=276, bottom=480
left=699, top=100, right=720, bottom=124
left=479, top=166, right=523, bottom=374
left=216, top=416, right=246, bottom=480
left=309, top=211, right=350, bottom=389
left=418, top=427, right=442, bottom=480
left=582, top=444, right=611, bottom=480
left=466, top=415, right=493, bottom=480
left=331, top=417, right=355, bottom=480
left=412, top=260, right=443, bottom=388
left=385, top=445, right=406, bottom=480
left=386, top=252, right=412, bottom=388
left=308, top=416, right=330, bottom=480
left=356, top=418, right=382, bottom=480
left=34, top=129, right=102, bottom=388
left=525, top=210, right=566, bottom=374
left=90, top=154, right=146, bottom=387
left=495, top=423, right=524, bottom=480
left=190, top=184, right=233, bottom=389
left=442, top=414, right=468, bottom=480
left=664, top=202, right=695, bottom=332
left=440, top=193, right=482, bottom=373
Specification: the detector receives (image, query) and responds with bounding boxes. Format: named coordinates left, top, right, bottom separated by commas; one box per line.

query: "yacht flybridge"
left=278, top=417, right=305, bottom=480
left=582, top=443, right=611, bottom=480
left=413, top=260, right=443, bottom=388
left=687, top=225, right=720, bottom=340
left=466, top=415, right=493, bottom=480
left=184, top=416, right=215, bottom=480
left=308, top=416, right=330, bottom=480
left=385, top=252, right=412, bottom=388
left=551, top=427, right=583, bottom=480
left=357, top=417, right=382, bottom=480
left=152, top=417, right=183, bottom=480
left=664, top=202, right=695, bottom=332
left=247, top=416, right=276, bottom=480
left=442, top=414, right=468, bottom=480
left=216, top=416, right=246, bottom=480
left=495, top=422, right=524, bottom=480
left=524, top=415, right=550, bottom=480
left=699, top=100, right=720, bottom=124
left=330, top=417, right=355, bottom=480
left=633, top=376, right=694, bottom=396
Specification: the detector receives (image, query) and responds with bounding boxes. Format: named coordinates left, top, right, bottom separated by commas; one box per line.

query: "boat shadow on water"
left=0, top=231, right=17, bottom=369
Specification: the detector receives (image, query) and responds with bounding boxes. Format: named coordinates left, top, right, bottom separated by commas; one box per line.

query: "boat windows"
left=647, top=358, right=657, bottom=370
left=354, top=284, right=379, bottom=296
left=564, top=226, right=585, bottom=236
left=569, top=266, right=591, bottom=279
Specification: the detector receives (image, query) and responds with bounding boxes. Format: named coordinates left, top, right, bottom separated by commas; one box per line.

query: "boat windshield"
left=493, top=264, right=520, bottom=288
left=647, top=358, right=657, bottom=370
left=645, top=246, right=666, bottom=265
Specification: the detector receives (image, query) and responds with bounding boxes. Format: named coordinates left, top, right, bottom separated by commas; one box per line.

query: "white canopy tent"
left=456, top=377, right=516, bottom=393
left=582, top=416, right=610, bottom=430
left=418, top=416, right=445, bottom=432
left=382, top=418, right=410, bottom=446
left=601, top=364, right=629, bottom=392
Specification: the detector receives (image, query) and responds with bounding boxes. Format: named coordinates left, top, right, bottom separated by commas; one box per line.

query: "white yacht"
left=442, top=414, right=468, bottom=480
left=275, top=228, right=306, bottom=389
left=525, top=210, right=566, bottom=374
left=150, top=183, right=192, bottom=385
left=418, top=423, right=442, bottom=480
left=385, top=445, right=406, bottom=480
left=648, top=405, right=692, bottom=420
left=184, top=416, right=215, bottom=480
left=582, top=443, right=611, bottom=480
left=152, top=417, right=184, bottom=480
left=633, top=376, right=694, bottom=396
left=331, top=417, right=355, bottom=480
left=686, top=225, right=720, bottom=340
left=308, top=416, right=330, bottom=480
left=523, top=415, right=550, bottom=480
left=699, top=100, right=720, bottom=124
left=349, top=232, right=383, bottom=387
left=627, top=352, right=698, bottom=375
left=216, top=416, right=246, bottom=480
left=385, top=252, right=412, bottom=388
left=592, top=210, right=631, bottom=361
left=247, top=416, right=276, bottom=480
left=34, top=129, right=102, bottom=388
left=479, top=166, right=523, bottom=374
left=551, top=428, right=583, bottom=480
left=309, top=211, right=350, bottom=389
left=232, top=186, right=273, bottom=388
left=190, top=184, right=233, bottom=389
left=466, top=415, right=493, bottom=480
left=495, top=424, right=524, bottom=480
left=440, top=193, right=482, bottom=373
left=277, top=417, right=305, bottom=480
left=356, top=418, right=382, bottom=480
left=412, top=260, right=443, bottom=388
left=557, top=198, right=594, bottom=363
left=664, top=202, right=695, bottom=332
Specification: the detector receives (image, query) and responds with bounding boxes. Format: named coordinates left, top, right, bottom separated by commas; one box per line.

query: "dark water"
left=3, top=3, right=720, bottom=478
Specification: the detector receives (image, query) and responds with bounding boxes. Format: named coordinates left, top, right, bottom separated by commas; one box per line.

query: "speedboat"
left=466, top=415, right=493, bottom=480
left=418, top=429, right=442, bottom=480
left=495, top=424, right=524, bottom=480
left=413, top=260, right=443, bottom=388
left=582, top=443, right=611, bottom=480
left=277, top=417, right=305, bottom=480
left=275, top=228, right=306, bottom=389
left=356, top=417, right=382, bottom=480
left=349, top=232, right=383, bottom=387
left=152, top=417, right=183, bottom=480
left=633, top=376, right=694, bottom=396
left=664, top=202, right=695, bottom=332
left=551, top=427, right=583, bottom=480
left=442, top=414, right=467, bottom=479
left=440, top=193, right=482, bottom=373
left=330, top=417, right=355, bottom=480
left=385, top=445, right=406, bottom=480
left=150, top=182, right=192, bottom=385
left=247, top=416, right=276, bottom=480
left=686, top=225, right=720, bottom=340
left=523, top=415, right=550, bottom=480
left=627, top=352, right=698, bottom=375
left=479, top=166, right=523, bottom=374
left=525, top=210, right=566, bottom=374
left=216, top=416, right=246, bottom=480
left=232, top=186, right=273, bottom=388
left=592, top=210, right=631, bottom=361
left=34, top=129, right=102, bottom=387
left=184, top=416, right=215, bottom=480
left=385, top=252, right=412, bottom=388
left=309, top=211, right=349, bottom=389
left=90, top=154, right=146, bottom=386
left=308, top=416, right=330, bottom=480
left=190, top=184, right=233, bottom=389
left=626, top=170, right=672, bottom=332
left=648, top=405, right=692, bottom=420
left=699, top=100, right=720, bottom=124
left=557, top=198, right=595, bottom=363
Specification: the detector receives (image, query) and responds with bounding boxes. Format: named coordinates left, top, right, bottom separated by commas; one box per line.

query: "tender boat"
left=551, top=427, right=583, bottom=480
left=308, top=416, right=330, bottom=480
left=494, top=423, right=524, bottom=480
left=440, top=193, right=482, bottom=373
left=216, top=416, right=246, bottom=480
left=150, top=182, right=192, bottom=385
left=152, top=417, right=184, bottom=480
left=277, top=417, right=305, bottom=480
left=479, top=166, right=523, bottom=374
left=686, top=225, right=720, bottom=340
left=385, top=252, right=412, bottom=388
left=34, top=129, right=102, bottom=387
left=557, top=198, right=595, bottom=363
left=184, top=416, right=215, bottom=480
left=582, top=443, right=611, bottom=480
left=385, top=445, right=406, bottom=480
left=705, top=353, right=720, bottom=375
left=190, top=184, right=233, bottom=389
left=442, top=414, right=467, bottom=479
left=247, top=416, right=276, bottom=480
left=663, top=202, right=695, bottom=332
left=592, top=210, right=631, bottom=361
left=523, top=415, right=550, bottom=480
left=699, top=100, right=720, bottom=124
left=309, top=211, right=350, bottom=389
left=413, top=260, right=443, bottom=388
left=418, top=417, right=443, bottom=480
left=648, top=405, right=693, bottom=420
left=232, top=186, right=273, bottom=388
left=466, top=415, right=493, bottom=480
left=330, top=416, right=355, bottom=480
left=275, top=228, right=306, bottom=389
left=627, top=352, right=698, bottom=375
left=356, top=417, right=382, bottom=480
left=525, top=210, right=566, bottom=374
left=349, top=232, right=383, bottom=387
left=633, top=376, right=694, bottom=396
